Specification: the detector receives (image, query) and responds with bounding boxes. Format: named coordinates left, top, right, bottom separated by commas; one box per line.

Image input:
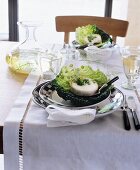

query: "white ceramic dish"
left=84, top=46, right=114, bottom=62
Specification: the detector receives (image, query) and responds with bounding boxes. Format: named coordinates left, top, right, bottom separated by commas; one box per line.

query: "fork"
left=122, top=95, right=131, bottom=130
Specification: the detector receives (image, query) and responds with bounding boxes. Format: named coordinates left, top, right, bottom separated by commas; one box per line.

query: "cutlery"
left=122, top=95, right=131, bottom=130
left=127, top=96, right=140, bottom=130
left=98, top=92, right=122, bottom=113
left=97, top=76, right=119, bottom=95
left=86, top=76, right=119, bottom=99
left=134, top=86, right=140, bottom=103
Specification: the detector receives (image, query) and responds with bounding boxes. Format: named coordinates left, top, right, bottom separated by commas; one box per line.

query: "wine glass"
left=121, top=46, right=140, bottom=90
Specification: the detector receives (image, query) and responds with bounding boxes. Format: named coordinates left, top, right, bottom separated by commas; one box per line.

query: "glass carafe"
left=6, top=21, right=42, bottom=74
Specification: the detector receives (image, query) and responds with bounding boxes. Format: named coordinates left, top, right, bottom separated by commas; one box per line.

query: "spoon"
left=88, top=76, right=119, bottom=99
left=96, top=76, right=119, bottom=95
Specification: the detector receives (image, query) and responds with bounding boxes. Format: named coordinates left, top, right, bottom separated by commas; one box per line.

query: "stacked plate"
left=32, top=80, right=124, bottom=118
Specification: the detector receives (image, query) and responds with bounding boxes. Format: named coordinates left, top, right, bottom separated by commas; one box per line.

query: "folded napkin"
left=46, top=105, right=96, bottom=127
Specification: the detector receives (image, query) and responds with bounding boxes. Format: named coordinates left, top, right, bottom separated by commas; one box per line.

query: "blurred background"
left=0, top=0, right=139, bottom=46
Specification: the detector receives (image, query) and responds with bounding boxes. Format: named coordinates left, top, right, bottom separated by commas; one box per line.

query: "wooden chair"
left=55, top=16, right=129, bottom=44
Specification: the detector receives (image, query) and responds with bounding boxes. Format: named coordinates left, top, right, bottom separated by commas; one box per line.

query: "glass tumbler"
left=39, top=50, right=65, bottom=81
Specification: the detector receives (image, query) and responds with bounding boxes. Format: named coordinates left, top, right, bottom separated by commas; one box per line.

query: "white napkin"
left=46, top=105, right=96, bottom=127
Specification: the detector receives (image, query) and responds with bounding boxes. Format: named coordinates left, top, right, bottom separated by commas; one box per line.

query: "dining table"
left=0, top=41, right=28, bottom=154
left=1, top=40, right=140, bottom=170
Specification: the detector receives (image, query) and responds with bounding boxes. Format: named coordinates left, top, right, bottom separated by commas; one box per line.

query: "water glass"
left=38, top=50, right=64, bottom=81
left=121, top=46, right=140, bottom=89
left=60, top=43, right=80, bottom=61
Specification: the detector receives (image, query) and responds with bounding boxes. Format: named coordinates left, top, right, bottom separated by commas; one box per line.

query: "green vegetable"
left=75, top=24, right=112, bottom=47
left=76, top=25, right=97, bottom=45
left=54, top=65, right=108, bottom=91
left=90, top=70, right=108, bottom=86
left=76, top=78, right=90, bottom=86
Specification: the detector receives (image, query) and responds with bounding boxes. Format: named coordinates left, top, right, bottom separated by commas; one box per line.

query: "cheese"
left=70, top=79, right=98, bottom=96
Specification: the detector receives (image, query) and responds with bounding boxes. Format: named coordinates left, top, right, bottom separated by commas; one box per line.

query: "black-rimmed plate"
left=39, top=81, right=111, bottom=109
left=32, top=82, right=124, bottom=118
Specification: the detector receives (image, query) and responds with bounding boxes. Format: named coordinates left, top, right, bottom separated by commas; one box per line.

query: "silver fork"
left=122, top=95, right=131, bottom=130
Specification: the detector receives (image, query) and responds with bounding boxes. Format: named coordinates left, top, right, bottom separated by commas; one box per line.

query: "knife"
left=134, top=86, right=140, bottom=103
left=127, top=96, right=140, bottom=130
left=123, top=109, right=131, bottom=130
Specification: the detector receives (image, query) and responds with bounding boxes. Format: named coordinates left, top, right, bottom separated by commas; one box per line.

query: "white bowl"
left=84, top=46, right=113, bottom=62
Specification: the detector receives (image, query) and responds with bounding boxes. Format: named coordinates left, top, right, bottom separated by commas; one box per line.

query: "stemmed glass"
left=60, top=43, right=80, bottom=61
left=121, top=46, right=140, bottom=90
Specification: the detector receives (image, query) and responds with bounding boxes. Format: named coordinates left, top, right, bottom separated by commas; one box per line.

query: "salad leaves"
left=54, top=65, right=108, bottom=91
left=76, top=25, right=97, bottom=45
left=75, top=24, right=112, bottom=47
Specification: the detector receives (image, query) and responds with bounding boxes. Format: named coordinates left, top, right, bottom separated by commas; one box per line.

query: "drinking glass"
left=39, top=49, right=65, bottom=81
left=60, top=43, right=80, bottom=61
left=121, top=46, right=140, bottom=89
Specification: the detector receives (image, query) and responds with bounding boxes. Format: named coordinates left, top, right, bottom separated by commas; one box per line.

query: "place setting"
left=32, top=58, right=124, bottom=127
left=31, top=60, right=140, bottom=130
left=30, top=25, right=140, bottom=129
left=32, top=67, right=140, bottom=130
left=120, top=46, right=140, bottom=130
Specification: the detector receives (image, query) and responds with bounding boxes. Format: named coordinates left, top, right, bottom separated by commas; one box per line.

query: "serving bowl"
left=84, top=45, right=114, bottom=62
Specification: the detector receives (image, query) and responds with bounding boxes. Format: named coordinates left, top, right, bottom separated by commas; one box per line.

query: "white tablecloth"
left=3, top=50, right=140, bottom=170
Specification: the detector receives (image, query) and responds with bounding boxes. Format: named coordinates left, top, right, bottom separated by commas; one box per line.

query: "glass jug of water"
left=6, top=21, right=43, bottom=74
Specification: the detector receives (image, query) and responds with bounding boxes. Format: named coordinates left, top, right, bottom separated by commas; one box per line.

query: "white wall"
left=125, top=0, right=140, bottom=46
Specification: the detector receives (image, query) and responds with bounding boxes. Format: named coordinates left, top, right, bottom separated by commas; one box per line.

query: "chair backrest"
left=55, top=16, right=129, bottom=44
